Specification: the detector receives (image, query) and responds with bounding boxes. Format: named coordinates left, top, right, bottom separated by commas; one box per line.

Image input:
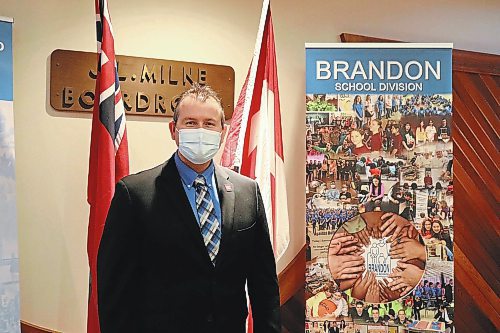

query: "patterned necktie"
left=194, top=175, right=221, bottom=265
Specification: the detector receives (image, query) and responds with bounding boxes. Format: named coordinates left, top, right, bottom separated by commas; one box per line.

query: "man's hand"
left=379, top=278, right=402, bottom=302
left=369, top=224, right=383, bottom=239
left=353, top=228, right=370, bottom=247
left=389, top=237, right=426, bottom=262
left=329, top=232, right=361, bottom=255
left=351, top=271, right=376, bottom=300
left=404, top=225, right=420, bottom=239
left=388, top=262, right=424, bottom=296
left=365, top=279, right=381, bottom=303
left=328, top=254, right=365, bottom=281
left=380, top=212, right=413, bottom=242
left=328, top=232, right=365, bottom=281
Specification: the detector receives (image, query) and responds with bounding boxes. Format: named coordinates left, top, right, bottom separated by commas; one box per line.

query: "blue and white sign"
left=0, top=16, right=20, bottom=333
left=305, top=42, right=454, bottom=331
left=306, top=43, right=452, bottom=95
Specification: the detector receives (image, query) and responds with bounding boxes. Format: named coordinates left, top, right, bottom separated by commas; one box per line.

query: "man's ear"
left=169, top=121, right=176, bottom=140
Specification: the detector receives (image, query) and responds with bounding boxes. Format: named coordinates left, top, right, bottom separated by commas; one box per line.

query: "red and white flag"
left=86, top=1, right=129, bottom=332
left=221, top=3, right=289, bottom=330
left=221, top=0, right=289, bottom=262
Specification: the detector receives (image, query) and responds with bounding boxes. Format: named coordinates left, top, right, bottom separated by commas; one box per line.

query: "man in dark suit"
left=366, top=307, right=385, bottom=325
left=97, top=84, right=281, bottom=333
left=328, top=321, right=340, bottom=333
left=349, top=301, right=369, bottom=322
left=444, top=278, right=454, bottom=304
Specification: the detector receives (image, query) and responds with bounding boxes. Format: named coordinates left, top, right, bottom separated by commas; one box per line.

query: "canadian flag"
left=221, top=0, right=289, bottom=264
left=221, top=3, right=289, bottom=330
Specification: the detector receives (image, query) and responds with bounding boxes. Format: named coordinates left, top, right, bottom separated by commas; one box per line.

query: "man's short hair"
left=173, top=83, right=225, bottom=126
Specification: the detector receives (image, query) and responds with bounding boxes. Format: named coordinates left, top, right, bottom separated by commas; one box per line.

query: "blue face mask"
left=177, top=128, right=222, bottom=164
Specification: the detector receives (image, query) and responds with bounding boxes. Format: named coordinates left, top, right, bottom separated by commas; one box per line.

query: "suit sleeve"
left=97, top=180, right=140, bottom=333
left=247, top=183, right=281, bottom=333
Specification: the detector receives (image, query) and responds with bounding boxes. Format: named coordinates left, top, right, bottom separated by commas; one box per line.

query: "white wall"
left=2, top=0, right=499, bottom=331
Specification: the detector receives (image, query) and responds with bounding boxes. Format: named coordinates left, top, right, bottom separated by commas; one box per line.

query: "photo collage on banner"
left=0, top=17, right=20, bottom=333
left=305, top=44, right=453, bottom=333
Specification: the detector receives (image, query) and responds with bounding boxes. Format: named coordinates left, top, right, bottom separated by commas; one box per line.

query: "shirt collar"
left=174, top=151, right=215, bottom=188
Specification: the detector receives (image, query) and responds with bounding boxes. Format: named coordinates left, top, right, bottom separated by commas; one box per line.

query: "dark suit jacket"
left=349, top=308, right=369, bottom=322
left=97, top=156, right=281, bottom=333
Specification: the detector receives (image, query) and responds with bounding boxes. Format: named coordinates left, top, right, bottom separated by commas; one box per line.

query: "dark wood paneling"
left=451, top=68, right=500, bottom=333
left=20, top=321, right=60, bottom=333
left=340, top=33, right=500, bottom=75
left=278, top=245, right=306, bottom=306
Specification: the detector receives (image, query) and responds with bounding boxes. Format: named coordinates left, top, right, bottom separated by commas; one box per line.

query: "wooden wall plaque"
left=50, top=49, right=235, bottom=119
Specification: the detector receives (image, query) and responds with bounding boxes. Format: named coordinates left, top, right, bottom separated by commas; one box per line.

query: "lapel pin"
left=224, top=184, right=233, bottom=192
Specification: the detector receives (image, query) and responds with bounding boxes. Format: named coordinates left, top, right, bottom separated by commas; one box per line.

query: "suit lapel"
left=214, top=165, right=235, bottom=266
left=158, top=157, right=213, bottom=268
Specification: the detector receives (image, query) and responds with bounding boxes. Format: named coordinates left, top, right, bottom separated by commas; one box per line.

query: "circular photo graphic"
left=328, top=212, right=426, bottom=304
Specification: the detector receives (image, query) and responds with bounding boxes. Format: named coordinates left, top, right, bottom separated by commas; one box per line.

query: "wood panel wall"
left=451, top=62, right=499, bottom=333
left=339, top=33, right=499, bottom=333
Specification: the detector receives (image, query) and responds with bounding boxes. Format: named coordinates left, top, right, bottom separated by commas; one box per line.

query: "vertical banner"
left=305, top=44, right=453, bottom=333
left=0, top=17, right=20, bottom=333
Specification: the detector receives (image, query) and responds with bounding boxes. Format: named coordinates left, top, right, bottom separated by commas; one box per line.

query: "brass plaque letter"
left=88, top=69, right=97, bottom=80
left=168, top=65, right=178, bottom=85
left=63, top=87, right=74, bottom=108
left=183, top=67, right=193, bottom=86
left=136, top=92, right=150, bottom=112
left=155, top=94, right=166, bottom=114
left=199, top=69, right=207, bottom=84
left=141, top=64, right=157, bottom=83
left=117, top=61, right=127, bottom=82
left=79, top=90, right=95, bottom=110
left=122, top=91, right=132, bottom=111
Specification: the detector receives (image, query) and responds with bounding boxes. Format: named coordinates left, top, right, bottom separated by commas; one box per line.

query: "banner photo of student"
left=0, top=17, right=20, bottom=333
left=305, top=44, right=453, bottom=333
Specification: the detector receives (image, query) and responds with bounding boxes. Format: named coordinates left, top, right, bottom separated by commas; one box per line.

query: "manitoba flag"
left=86, top=1, right=129, bottom=332
left=221, top=0, right=289, bottom=262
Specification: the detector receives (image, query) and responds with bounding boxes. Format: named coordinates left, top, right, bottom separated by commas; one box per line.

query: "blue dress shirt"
left=174, top=152, right=222, bottom=227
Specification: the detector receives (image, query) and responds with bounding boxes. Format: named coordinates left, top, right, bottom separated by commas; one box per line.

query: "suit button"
left=206, top=313, right=214, bottom=323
